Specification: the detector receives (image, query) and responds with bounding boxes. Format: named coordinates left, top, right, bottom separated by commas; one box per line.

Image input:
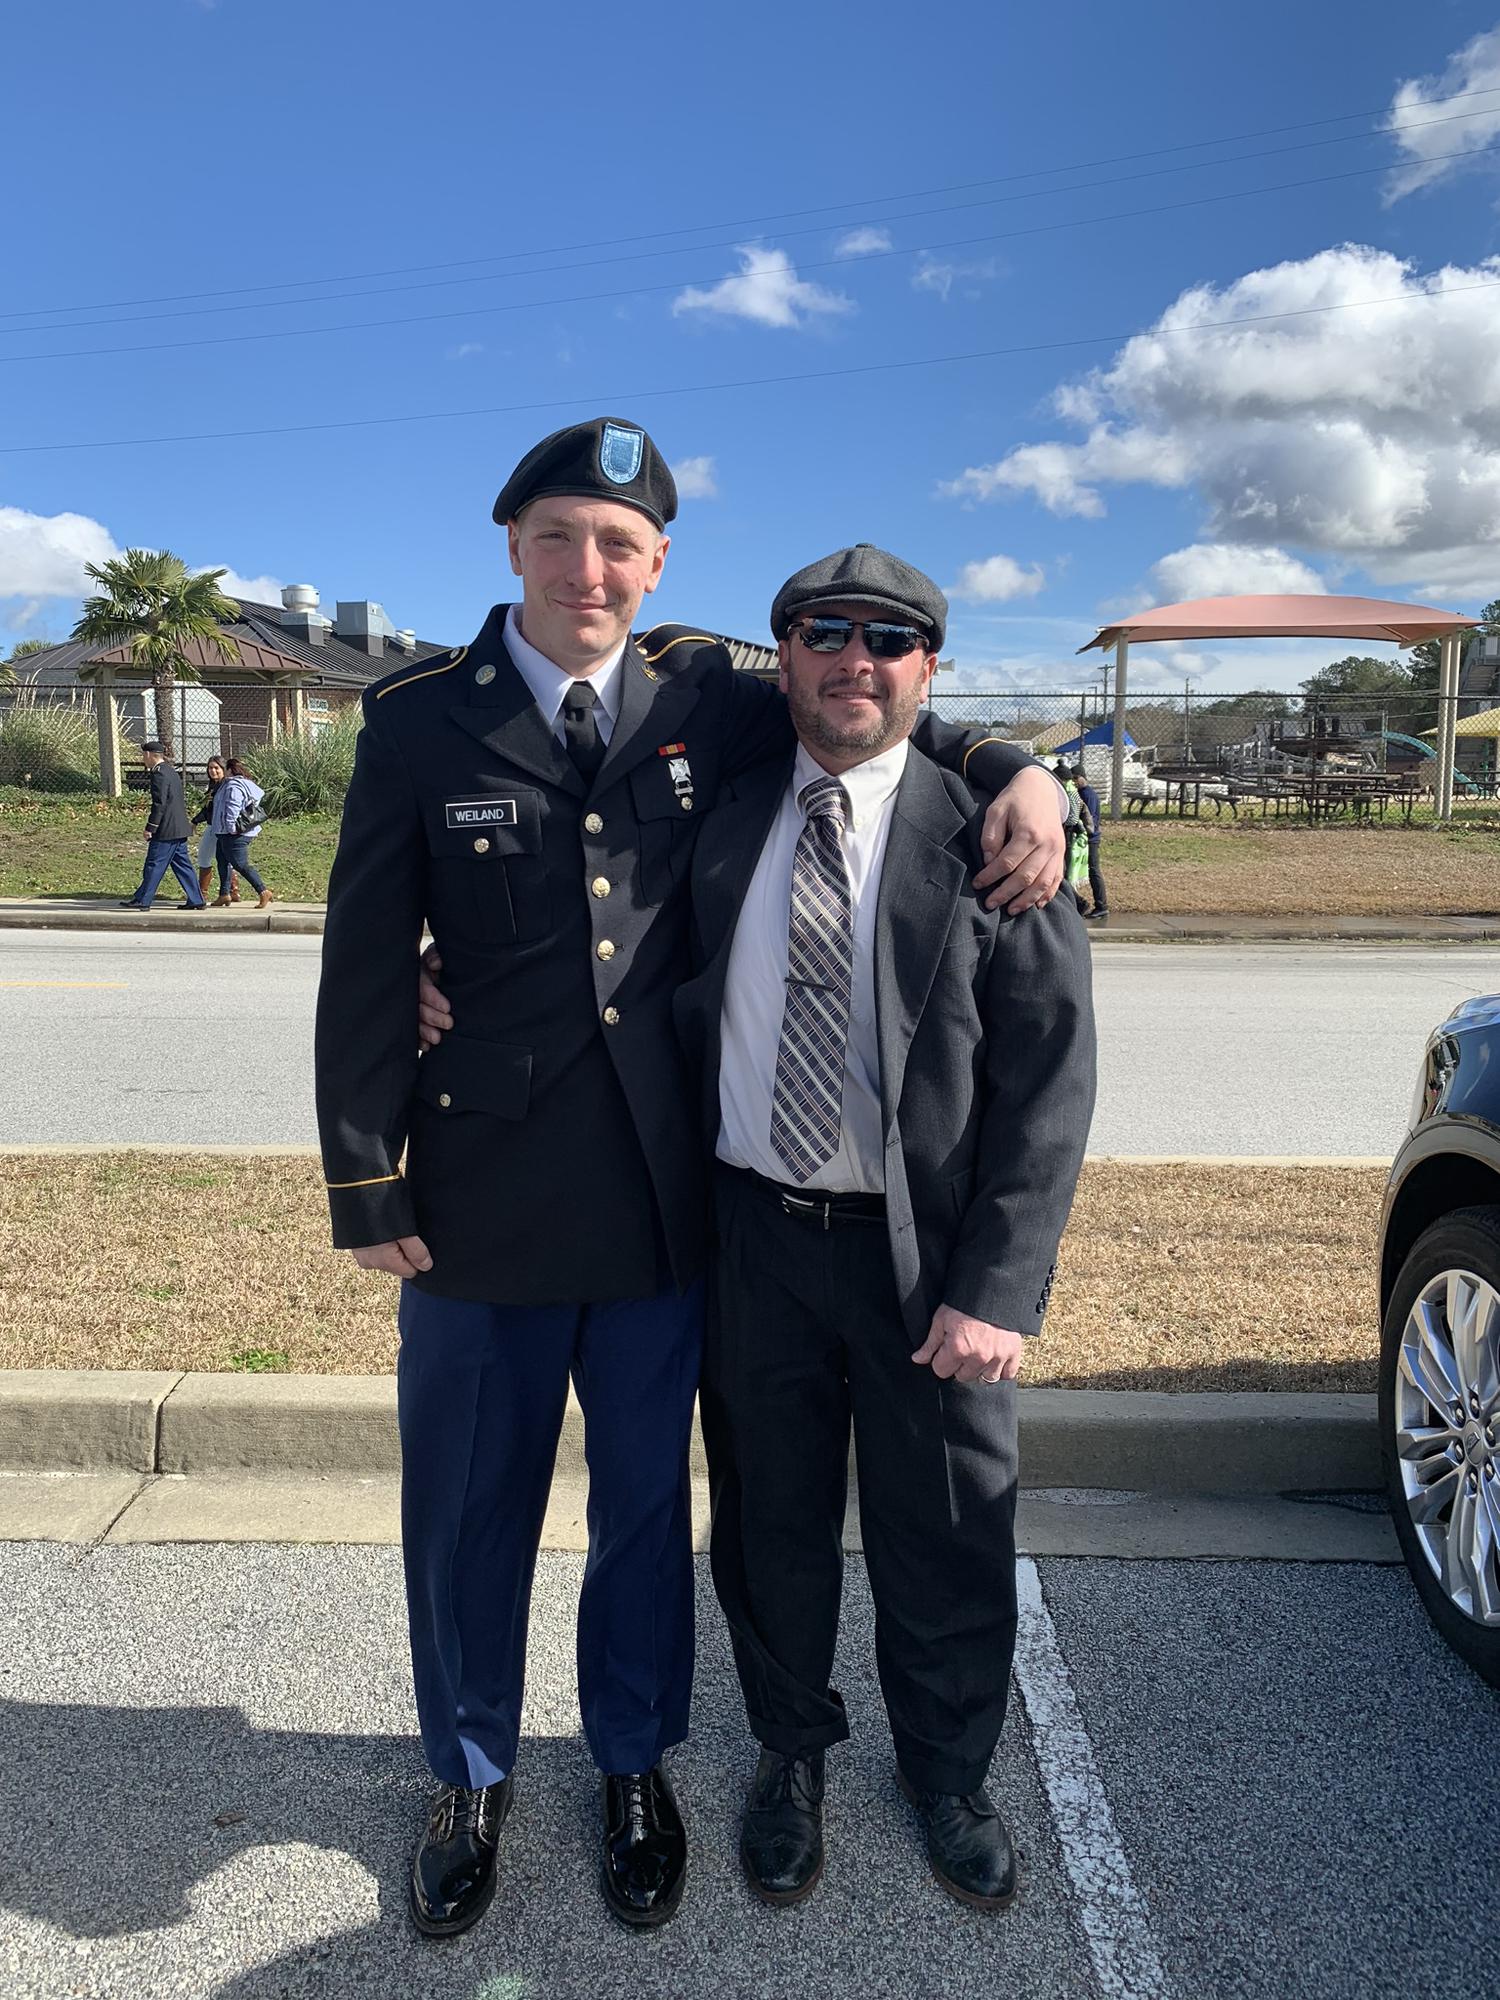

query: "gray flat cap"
left=770, top=543, right=946, bottom=649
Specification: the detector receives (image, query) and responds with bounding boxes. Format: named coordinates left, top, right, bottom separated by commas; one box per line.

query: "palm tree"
left=72, top=550, right=241, bottom=756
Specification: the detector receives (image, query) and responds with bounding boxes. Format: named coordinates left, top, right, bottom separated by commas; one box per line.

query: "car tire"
left=1379, top=1204, right=1500, bottom=1686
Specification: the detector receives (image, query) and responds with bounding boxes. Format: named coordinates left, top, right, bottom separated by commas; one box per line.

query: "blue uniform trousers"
left=396, top=1280, right=704, bottom=1790
left=131, top=838, right=205, bottom=909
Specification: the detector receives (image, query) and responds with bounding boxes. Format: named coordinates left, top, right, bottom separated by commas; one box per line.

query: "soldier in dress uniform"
left=314, top=417, right=1068, bottom=1938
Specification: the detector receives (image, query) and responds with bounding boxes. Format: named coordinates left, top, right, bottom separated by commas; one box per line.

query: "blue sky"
left=4, top=0, right=1500, bottom=692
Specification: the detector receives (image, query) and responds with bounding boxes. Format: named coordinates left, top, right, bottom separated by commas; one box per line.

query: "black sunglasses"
left=789, top=617, right=931, bottom=660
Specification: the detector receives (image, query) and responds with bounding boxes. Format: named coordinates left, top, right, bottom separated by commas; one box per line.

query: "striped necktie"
left=770, top=775, right=853, bottom=1182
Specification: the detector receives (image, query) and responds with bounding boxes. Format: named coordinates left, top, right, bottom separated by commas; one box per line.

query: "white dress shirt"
left=504, top=604, right=625, bottom=745
left=716, top=741, right=910, bottom=1194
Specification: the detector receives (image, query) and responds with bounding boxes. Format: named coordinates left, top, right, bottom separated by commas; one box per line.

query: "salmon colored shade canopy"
left=1080, top=593, right=1476, bottom=653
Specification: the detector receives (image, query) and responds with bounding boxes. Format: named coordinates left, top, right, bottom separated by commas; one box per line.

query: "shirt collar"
left=791, top=738, right=909, bottom=832
left=503, top=604, right=626, bottom=729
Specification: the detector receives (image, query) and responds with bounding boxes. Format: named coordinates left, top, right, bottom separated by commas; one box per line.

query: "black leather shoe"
left=600, top=1766, right=686, bottom=1928
left=408, top=1776, right=513, bottom=1938
left=117, top=900, right=146, bottom=909
left=898, top=1770, right=1017, bottom=1910
left=740, top=1749, right=825, bottom=1906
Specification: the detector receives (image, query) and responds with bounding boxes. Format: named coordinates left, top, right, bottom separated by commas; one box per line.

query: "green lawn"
left=0, top=789, right=339, bottom=900
left=3, top=785, right=1499, bottom=914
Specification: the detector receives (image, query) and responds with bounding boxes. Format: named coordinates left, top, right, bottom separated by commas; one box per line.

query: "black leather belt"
left=739, top=1168, right=886, bottom=1231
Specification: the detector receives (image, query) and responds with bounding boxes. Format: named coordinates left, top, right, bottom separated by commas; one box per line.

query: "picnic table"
left=1124, top=766, right=1238, bottom=818
left=1226, top=771, right=1423, bottom=822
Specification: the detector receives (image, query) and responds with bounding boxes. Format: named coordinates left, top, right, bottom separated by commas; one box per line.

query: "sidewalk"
left=2, top=894, right=1498, bottom=944
left=0, top=1369, right=1395, bottom=1562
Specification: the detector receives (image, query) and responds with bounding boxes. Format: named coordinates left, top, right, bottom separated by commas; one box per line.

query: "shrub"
left=0, top=693, right=101, bottom=792
left=245, top=711, right=361, bottom=817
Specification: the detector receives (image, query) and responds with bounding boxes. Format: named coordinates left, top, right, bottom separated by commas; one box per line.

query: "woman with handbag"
left=211, top=756, right=274, bottom=909
left=192, top=756, right=241, bottom=904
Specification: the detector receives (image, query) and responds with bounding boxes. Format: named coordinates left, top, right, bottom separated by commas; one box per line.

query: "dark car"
left=1379, top=993, right=1500, bottom=1685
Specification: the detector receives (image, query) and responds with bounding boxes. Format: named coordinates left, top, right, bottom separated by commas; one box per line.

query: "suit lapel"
left=694, top=755, right=793, bottom=970
left=874, top=754, right=969, bottom=1130
left=446, top=605, right=584, bottom=796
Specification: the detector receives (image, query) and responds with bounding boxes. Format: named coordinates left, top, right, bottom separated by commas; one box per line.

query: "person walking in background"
left=211, top=755, right=273, bottom=909
left=1057, top=764, right=1090, bottom=914
left=1071, top=763, right=1109, bottom=921
left=192, top=756, right=239, bottom=905
left=118, top=741, right=206, bottom=912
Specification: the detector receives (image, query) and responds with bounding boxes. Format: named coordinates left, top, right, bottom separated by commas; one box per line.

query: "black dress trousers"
left=701, top=1166, right=1020, bottom=1797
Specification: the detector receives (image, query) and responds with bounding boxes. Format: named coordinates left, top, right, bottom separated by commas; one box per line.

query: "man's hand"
left=912, top=1304, right=1025, bottom=1384
left=418, top=944, right=452, bottom=1049
left=973, top=765, right=1066, bottom=914
left=352, top=1235, right=434, bottom=1279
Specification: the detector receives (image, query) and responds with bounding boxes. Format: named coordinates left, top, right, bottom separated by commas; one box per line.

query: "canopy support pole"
left=94, top=670, right=122, bottom=799
left=1110, top=636, right=1128, bottom=820
left=1435, top=632, right=1460, bottom=822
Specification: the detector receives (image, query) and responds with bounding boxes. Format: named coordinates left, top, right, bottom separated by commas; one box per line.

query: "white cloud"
left=0, top=511, right=289, bottom=624
left=1148, top=544, right=1328, bottom=602
left=203, top=566, right=285, bottom=606
left=0, top=506, right=120, bottom=600
left=938, top=244, right=1500, bottom=606
left=912, top=255, right=1000, bottom=303
left=446, top=341, right=484, bottom=360
left=670, top=455, right=718, bottom=501
left=950, top=554, right=1046, bottom=602
left=672, top=247, right=854, bottom=329
left=834, top=226, right=892, bottom=258
left=1384, top=26, right=1500, bottom=202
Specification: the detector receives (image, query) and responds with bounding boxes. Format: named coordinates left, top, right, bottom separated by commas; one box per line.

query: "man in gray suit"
left=673, top=546, right=1096, bottom=1913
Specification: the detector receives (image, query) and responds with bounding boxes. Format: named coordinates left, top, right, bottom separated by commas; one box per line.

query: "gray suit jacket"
left=673, top=745, right=1097, bottom=1338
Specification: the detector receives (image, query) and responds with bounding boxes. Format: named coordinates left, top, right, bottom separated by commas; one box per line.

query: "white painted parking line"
left=1015, top=1558, right=1167, bottom=2000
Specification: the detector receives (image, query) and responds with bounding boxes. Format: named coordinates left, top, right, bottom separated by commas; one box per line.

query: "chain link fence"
left=0, top=680, right=352, bottom=793
left=928, top=687, right=1500, bottom=826
left=4, top=676, right=1500, bottom=825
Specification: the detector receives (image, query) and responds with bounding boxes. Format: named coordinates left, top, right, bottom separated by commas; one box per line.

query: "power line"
left=6, top=273, right=1497, bottom=457
left=10, top=101, right=1500, bottom=341
left=2, top=81, right=1496, bottom=326
left=4, top=139, right=1496, bottom=371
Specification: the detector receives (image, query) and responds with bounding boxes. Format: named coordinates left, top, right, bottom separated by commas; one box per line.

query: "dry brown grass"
left=1107, top=819, right=1500, bottom=916
left=0, top=1153, right=1384, bottom=1391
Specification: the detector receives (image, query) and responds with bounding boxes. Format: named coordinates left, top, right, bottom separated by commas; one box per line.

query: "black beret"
left=492, top=417, right=677, bottom=529
left=770, top=543, right=947, bottom=650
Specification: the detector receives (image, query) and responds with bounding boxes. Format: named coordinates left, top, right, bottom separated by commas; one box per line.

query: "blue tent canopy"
left=1049, top=721, right=1138, bottom=758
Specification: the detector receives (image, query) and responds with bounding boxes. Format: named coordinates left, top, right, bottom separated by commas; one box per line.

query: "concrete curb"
left=1, top=899, right=1496, bottom=945
left=0, top=1371, right=1381, bottom=1492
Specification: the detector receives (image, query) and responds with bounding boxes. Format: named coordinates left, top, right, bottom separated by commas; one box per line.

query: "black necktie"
left=562, top=682, right=606, bottom=785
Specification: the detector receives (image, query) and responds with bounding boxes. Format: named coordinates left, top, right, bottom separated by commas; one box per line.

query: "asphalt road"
left=1, top=1542, right=1495, bottom=1999
left=3, top=931, right=1498, bottom=1157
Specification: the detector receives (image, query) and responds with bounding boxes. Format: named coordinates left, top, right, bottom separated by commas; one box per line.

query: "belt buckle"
left=779, top=1188, right=832, bottom=1232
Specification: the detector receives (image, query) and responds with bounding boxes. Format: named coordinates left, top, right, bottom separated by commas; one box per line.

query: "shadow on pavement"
left=0, top=1662, right=1088, bottom=1998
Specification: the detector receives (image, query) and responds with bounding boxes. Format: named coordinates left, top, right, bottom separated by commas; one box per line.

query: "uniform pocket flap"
left=427, top=790, right=543, bottom=857
left=629, top=758, right=704, bottom=821
left=416, top=1035, right=533, bottom=1119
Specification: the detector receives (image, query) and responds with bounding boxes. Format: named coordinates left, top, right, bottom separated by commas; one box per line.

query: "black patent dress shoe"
left=740, top=1749, right=825, bottom=1906
left=898, top=1770, right=1018, bottom=1910
left=600, top=1766, right=686, bottom=1928
left=408, top=1775, right=513, bottom=1938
